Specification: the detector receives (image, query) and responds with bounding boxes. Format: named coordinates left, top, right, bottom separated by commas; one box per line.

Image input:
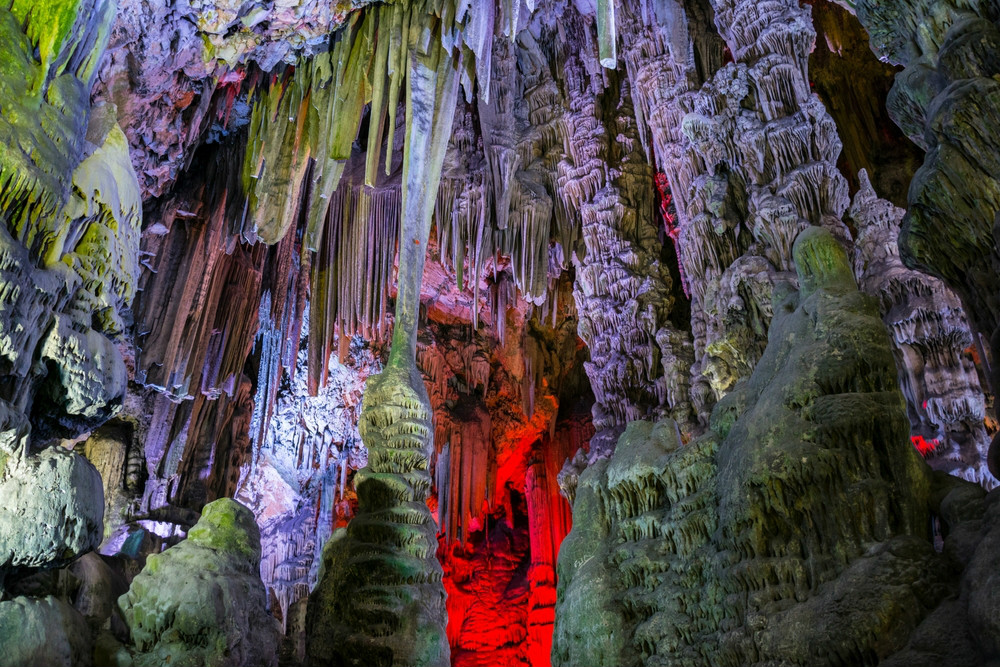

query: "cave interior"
left=2, top=0, right=1000, bottom=666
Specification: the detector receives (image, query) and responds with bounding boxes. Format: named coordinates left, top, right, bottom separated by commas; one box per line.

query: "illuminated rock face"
left=562, top=26, right=693, bottom=454
left=850, top=169, right=992, bottom=485
left=553, top=227, right=1000, bottom=666
left=119, top=498, right=279, bottom=667
left=0, top=0, right=138, bottom=598
left=848, top=0, right=1000, bottom=476
left=5, top=0, right=1000, bottom=665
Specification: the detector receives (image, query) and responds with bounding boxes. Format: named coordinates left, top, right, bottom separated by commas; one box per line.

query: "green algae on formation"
left=553, top=227, right=960, bottom=666
left=0, top=0, right=115, bottom=249
left=304, top=2, right=467, bottom=664
left=118, top=499, right=278, bottom=667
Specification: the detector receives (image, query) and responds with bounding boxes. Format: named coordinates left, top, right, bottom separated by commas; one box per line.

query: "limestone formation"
left=616, top=0, right=855, bottom=425
left=0, top=445, right=104, bottom=584
left=4, top=1, right=1000, bottom=665
left=236, top=338, right=375, bottom=627
left=851, top=169, right=993, bottom=486
left=0, top=595, right=94, bottom=667
left=849, top=0, right=1000, bottom=476
left=552, top=9, right=693, bottom=454
left=0, top=0, right=139, bottom=598
left=553, top=227, right=995, bottom=666
left=306, top=4, right=473, bottom=665
left=119, top=498, right=279, bottom=667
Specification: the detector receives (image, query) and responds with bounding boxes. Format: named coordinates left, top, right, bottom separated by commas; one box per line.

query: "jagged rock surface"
left=851, top=169, right=993, bottom=486
left=237, top=337, right=375, bottom=628
left=118, top=498, right=279, bottom=667
left=0, top=446, right=104, bottom=583
left=621, top=0, right=855, bottom=425
left=93, top=0, right=373, bottom=199
left=850, top=0, right=1000, bottom=477
left=553, top=228, right=993, bottom=666
left=0, top=0, right=139, bottom=602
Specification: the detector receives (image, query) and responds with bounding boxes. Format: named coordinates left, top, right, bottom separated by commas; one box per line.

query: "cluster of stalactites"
left=609, top=0, right=854, bottom=424
left=237, top=1, right=587, bottom=399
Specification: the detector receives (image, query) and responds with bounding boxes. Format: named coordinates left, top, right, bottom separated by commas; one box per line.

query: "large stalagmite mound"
left=118, top=498, right=279, bottom=667
left=553, top=226, right=1000, bottom=666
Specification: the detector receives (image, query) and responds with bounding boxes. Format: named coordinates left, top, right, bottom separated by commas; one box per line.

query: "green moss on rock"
left=553, top=227, right=951, bottom=666
left=118, top=499, right=278, bottom=667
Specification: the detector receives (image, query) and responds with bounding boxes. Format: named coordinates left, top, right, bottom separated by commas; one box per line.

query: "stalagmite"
left=306, top=3, right=513, bottom=665
left=552, top=226, right=986, bottom=666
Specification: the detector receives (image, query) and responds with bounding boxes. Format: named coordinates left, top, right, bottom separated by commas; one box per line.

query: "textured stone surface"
left=562, top=25, right=692, bottom=452
left=119, top=498, right=279, bottom=667
left=0, top=446, right=104, bottom=576
left=553, top=228, right=964, bottom=666
left=0, top=595, right=93, bottom=667
left=236, top=338, right=375, bottom=627
left=93, top=0, right=373, bottom=199
left=848, top=0, right=1000, bottom=473
left=2, top=1, right=995, bottom=665
left=851, top=169, right=993, bottom=485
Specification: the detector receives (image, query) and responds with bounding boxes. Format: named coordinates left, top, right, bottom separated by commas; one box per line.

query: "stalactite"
left=308, top=180, right=401, bottom=392
left=551, top=9, right=690, bottom=456
left=619, top=0, right=855, bottom=424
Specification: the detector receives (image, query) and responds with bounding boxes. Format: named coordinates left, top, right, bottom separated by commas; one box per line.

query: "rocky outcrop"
left=237, top=337, right=375, bottom=629
left=94, top=0, right=375, bottom=199
left=553, top=227, right=1000, bottom=666
left=119, top=498, right=279, bottom=667
left=0, top=595, right=94, bottom=667
left=0, top=446, right=104, bottom=584
left=849, top=0, right=1000, bottom=476
left=0, top=0, right=139, bottom=606
left=618, top=0, right=855, bottom=425
left=851, top=169, right=993, bottom=486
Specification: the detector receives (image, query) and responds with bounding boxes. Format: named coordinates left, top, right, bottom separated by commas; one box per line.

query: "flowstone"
left=553, top=227, right=1000, bottom=666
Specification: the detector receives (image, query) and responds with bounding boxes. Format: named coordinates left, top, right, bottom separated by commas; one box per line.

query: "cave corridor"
left=2, top=0, right=1000, bottom=665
